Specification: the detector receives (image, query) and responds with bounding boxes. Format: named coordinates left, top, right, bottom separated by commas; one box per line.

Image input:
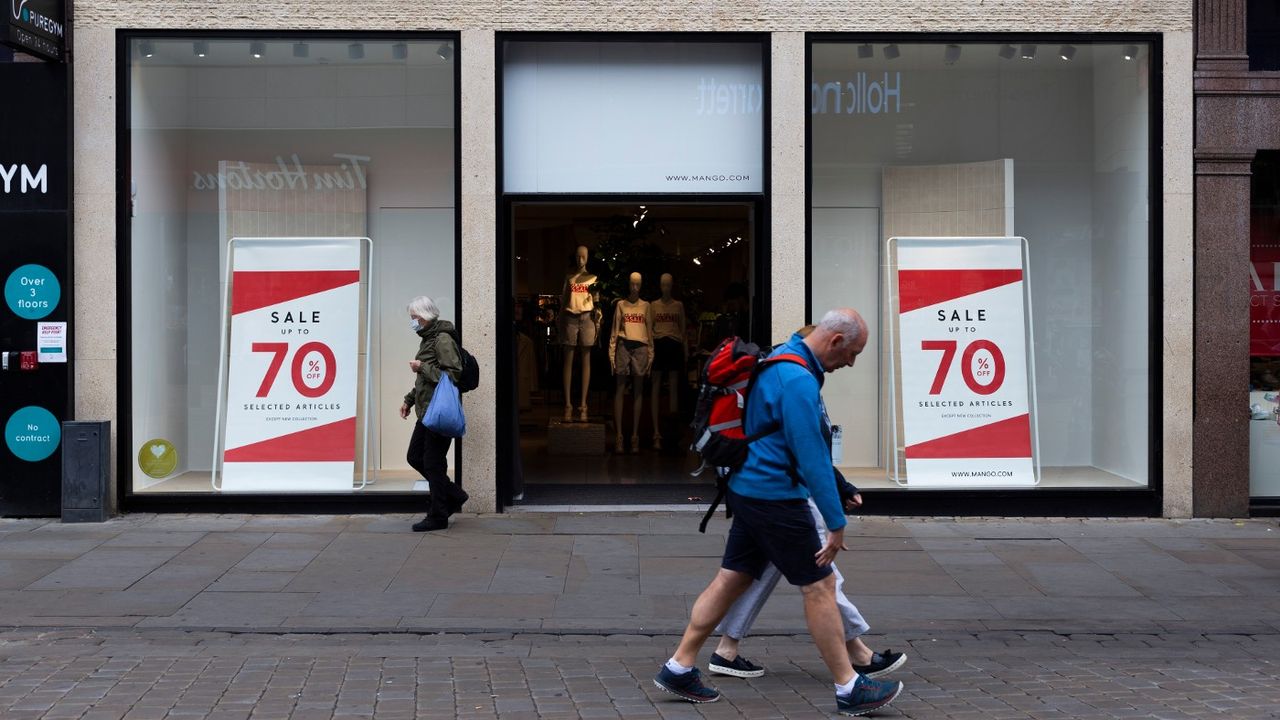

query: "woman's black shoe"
left=412, top=516, right=448, bottom=532
left=448, top=489, right=470, bottom=515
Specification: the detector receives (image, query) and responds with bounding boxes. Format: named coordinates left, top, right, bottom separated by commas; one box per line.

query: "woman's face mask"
left=409, top=316, right=422, bottom=332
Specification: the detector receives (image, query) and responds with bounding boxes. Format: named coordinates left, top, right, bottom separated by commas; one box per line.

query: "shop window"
left=125, top=36, right=457, bottom=494
left=1250, top=151, right=1280, bottom=501
left=809, top=40, right=1153, bottom=490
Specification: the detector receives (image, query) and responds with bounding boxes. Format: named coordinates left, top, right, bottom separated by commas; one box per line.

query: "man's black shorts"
left=721, top=489, right=832, bottom=587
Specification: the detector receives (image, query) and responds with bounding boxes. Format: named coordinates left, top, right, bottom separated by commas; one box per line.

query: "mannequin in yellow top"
left=648, top=273, right=687, bottom=450
left=609, top=272, right=653, bottom=453
left=560, top=245, right=599, bottom=422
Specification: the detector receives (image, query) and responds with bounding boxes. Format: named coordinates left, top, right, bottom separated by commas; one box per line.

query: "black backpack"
left=441, top=329, right=480, bottom=393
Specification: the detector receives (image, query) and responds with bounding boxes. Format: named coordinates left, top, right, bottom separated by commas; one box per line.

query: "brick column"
left=1192, top=151, right=1254, bottom=517
left=1195, top=0, right=1249, bottom=71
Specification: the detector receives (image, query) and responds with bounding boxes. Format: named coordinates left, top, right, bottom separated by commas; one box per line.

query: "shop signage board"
left=503, top=41, right=763, bottom=194
left=888, top=237, right=1039, bottom=487
left=2, top=0, right=65, bottom=62
left=215, top=238, right=366, bottom=492
left=0, top=57, right=70, bottom=516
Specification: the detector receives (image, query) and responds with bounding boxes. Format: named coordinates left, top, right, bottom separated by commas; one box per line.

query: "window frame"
left=115, top=29, right=464, bottom=512
left=804, top=32, right=1164, bottom=516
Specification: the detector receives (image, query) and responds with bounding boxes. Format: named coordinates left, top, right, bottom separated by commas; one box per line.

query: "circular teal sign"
left=4, top=264, right=60, bottom=320
left=5, top=406, right=61, bottom=462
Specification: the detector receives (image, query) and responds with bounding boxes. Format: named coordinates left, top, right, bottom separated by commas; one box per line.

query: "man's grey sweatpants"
left=716, top=498, right=870, bottom=641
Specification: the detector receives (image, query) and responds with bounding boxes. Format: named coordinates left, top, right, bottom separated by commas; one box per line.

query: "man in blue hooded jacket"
left=653, top=308, right=903, bottom=716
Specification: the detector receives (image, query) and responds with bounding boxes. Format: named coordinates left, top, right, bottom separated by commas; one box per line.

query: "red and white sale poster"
left=220, top=239, right=361, bottom=491
left=894, top=238, right=1037, bottom=486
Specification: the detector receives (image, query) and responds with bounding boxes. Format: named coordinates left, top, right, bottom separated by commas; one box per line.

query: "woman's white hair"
left=817, top=309, right=861, bottom=345
left=406, top=296, right=440, bottom=322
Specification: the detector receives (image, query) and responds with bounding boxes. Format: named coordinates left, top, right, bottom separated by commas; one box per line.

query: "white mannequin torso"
left=614, top=298, right=652, bottom=343
left=650, top=298, right=684, bottom=341
left=563, top=272, right=596, bottom=314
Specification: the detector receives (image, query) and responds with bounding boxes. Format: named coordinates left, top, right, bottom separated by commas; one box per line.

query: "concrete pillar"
left=770, top=32, right=806, bottom=339
left=459, top=30, right=499, bottom=512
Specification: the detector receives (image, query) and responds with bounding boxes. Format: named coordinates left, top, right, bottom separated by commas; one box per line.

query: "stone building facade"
left=62, top=2, right=1196, bottom=516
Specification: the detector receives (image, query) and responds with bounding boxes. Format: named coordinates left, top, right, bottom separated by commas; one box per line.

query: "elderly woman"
left=400, top=295, right=468, bottom=531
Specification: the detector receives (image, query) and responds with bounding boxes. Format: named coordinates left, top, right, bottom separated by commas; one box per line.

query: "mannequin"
left=609, top=272, right=653, bottom=453
left=560, top=245, right=599, bottom=422
left=648, top=273, right=687, bottom=450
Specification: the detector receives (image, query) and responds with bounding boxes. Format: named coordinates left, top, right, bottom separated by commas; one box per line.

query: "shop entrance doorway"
left=505, top=200, right=763, bottom=506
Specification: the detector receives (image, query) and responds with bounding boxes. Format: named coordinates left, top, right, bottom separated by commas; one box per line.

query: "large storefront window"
left=810, top=39, right=1153, bottom=491
left=1250, top=151, right=1280, bottom=502
left=125, top=35, right=457, bottom=495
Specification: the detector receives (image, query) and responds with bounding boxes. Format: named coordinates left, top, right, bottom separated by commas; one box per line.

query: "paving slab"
left=27, top=549, right=185, bottom=591
left=0, top=513, right=1274, bottom=642
left=283, top=533, right=421, bottom=593
left=0, top=559, right=60, bottom=590
left=137, top=592, right=317, bottom=629
left=99, top=532, right=207, bottom=549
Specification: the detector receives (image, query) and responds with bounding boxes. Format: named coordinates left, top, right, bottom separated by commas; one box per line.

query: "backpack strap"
left=743, top=353, right=812, bottom=487
left=740, top=353, right=809, bottom=442
left=698, top=483, right=725, bottom=533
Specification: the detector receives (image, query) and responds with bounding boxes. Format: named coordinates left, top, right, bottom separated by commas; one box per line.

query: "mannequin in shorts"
left=609, top=272, right=653, bottom=453
left=561, top=245, right=599, bottom=422
left=649, top=273, right=687, bottom=450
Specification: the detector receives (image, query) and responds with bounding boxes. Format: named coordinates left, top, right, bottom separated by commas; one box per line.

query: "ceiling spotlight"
left=1123, top=44, right=1139, bottom=61
left=944, top=44, right=961, bottom=65
left=293, top=42, right=309, bottom=58
left=437, top=42, right=453, bottom=61
left=693, top=258, right=701, bottom=266
left=193, top=41, right=208, bottom=58
left=1059, top=44, right=1076, bottom=61
left=998, top=44, right=1016, bottom=60
left=139, top=40, right=155, bottom=58
left=1020, top=44, right=1036, bottom=60
left=392, top=42, right=408, bottom=61
left=883, top=44, right=900, bottom=60
left=348, top=42, right=364, bottom=60
left=857, top=43, right=873, bottom=59
left=250, top=41, right=265, bottom=59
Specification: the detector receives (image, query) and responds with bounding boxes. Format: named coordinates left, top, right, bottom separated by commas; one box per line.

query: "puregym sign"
left=0, top=56, right=70, bottom=516
left=2, top=0, right=65, bottom=62
left=0, top=164, right=48, bottom=194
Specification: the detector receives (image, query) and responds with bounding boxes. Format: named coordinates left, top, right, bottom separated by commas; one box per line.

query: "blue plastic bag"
left=422, top=373, right=466, bottom=437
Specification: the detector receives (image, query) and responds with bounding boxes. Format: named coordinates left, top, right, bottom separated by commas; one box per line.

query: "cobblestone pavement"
left=0, top=628, right=1277, bottom=719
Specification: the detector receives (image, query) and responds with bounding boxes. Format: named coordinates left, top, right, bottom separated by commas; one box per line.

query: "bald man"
left=654, top=309, right=903, bottom=717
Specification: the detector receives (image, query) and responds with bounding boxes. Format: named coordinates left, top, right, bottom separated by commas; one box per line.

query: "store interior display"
left=511, top=203, right=755, bottom=501
left=1249, top=152, right=1280, bottom=498
left=127, top=38, right=456, bottom=494
left=811, top=40, right=1153, bottom=489
left=649, top=273, right=689, bottom=450
left=559, top=245, right=600, bottom=423
left=610, top=271, right=653, bottom=454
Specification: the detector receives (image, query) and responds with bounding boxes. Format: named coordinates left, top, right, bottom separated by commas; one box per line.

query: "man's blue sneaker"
left=654, top=665, right=720, bottom=703
left=836, top=675, right=902, bottom=716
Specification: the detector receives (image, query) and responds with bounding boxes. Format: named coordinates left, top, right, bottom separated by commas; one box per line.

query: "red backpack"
left=690, top=337, right=808, bottom=532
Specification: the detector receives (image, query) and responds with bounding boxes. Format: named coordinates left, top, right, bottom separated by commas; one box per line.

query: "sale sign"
left=220, top=238, right=361, bottom=491
left=894, top=238, right=1037, bottom=486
